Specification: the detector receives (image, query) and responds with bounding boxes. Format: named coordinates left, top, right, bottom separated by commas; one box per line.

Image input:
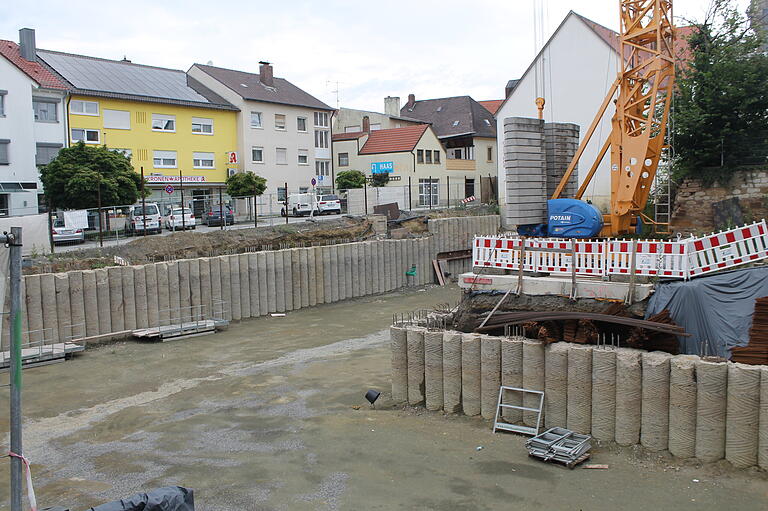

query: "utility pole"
left=253, top=180, right=259, bottom=229
left=97, top=176, right=103, bottom=247
left=140, top=166, right=147, bottom=237
left=8, top=226, right=23, bottom=511
left=179, top=170, right=186, bottom=231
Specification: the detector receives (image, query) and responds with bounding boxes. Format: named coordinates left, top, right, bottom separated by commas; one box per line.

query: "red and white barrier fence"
left=472, top=220, right=768, bottom=280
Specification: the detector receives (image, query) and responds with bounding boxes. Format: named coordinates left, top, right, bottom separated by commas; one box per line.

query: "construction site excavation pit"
left=1, top=285, right=767, bottom=511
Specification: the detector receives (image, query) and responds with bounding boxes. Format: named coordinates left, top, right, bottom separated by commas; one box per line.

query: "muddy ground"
left=1, top=285, right=766, bottom=510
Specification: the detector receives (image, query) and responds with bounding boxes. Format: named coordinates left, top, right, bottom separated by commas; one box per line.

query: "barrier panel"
left=472, top=220, right=768, bottom=281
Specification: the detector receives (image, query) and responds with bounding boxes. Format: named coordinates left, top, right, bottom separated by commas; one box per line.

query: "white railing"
left=472, top=220, right=768, bottom=280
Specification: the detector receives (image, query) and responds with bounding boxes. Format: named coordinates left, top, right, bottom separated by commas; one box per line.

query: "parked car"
left=281, top=193, right=317, bottom=217
left=127, top=203, right=162, bottom=235
left=317, top=194, right=342, bottom=215
left=165, top=207, right=196, bottom=230
left=204, top=205, right=235, bottom=226
left=52, top=218, right=85, bottom=244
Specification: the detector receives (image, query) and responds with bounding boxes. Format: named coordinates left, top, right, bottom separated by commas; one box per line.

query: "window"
left=36, top=143, right=62, bottom=166
left=152, top=114, right=176, bottom=132
left=276, top=147, right=287, bottom=165
left=298, top=149, right=308, bottom=165
left=419, top=178, right=439, bottom=207
left=297, top=117, right=307, bottom=132
left=103, top=109, right=130, bottom=129
left=315, top=160, right=330, bottom=176
left=452, top=120, right=460, bottom=127
left=70, top=100, right=99, bottom=116
left=299, top=187, right=309, bottom=193
left=0, top=91, right=6, bottom=116
left=314, top=130, right=329, bottom=148
left=345, top=125, right=360, bottom=133
left=193, top=152, right=215, bottom=169
left=417, top=149, right=424, bottom=163
left=250, top=111, right=263, bottom=128
left=434, top=150, right=440, bottom=163
left=192, top=117, right=213, bottom=134
left=275, top=114, right=286, bottom=130
left=425, top=150, right=432, bottom=164
left=314, top=111, right=329, bottom=127
left=487, top=146, right=493, bottom=162
left=33, top=99, right=58, bottom=122
left=153, top=150, right=177, bottom=168
left=0, top=140, right=9, bottom=165
left=71, top=128, right=100, bottom=144
left=251, top=146, right=264, bottom=163
left=338, top=152, right=349, bottom=167
left=370, top=123, right=382, bottom=131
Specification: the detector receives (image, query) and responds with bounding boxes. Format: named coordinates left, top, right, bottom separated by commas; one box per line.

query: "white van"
left=128, top=202, right=162, bottom=234
left=281, top=193, right=317, bottom=217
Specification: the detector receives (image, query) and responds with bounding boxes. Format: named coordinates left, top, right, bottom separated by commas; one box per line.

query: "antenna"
left=326, top=80, right=341, bottom=109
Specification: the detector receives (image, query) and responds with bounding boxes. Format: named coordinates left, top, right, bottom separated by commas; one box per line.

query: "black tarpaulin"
left=645, top=267, right=768, bottom=358
left=87, top=486, right=194, bottom=511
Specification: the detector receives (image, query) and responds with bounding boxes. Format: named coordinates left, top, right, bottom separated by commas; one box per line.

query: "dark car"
left=204, top=205, right=235, bottom=226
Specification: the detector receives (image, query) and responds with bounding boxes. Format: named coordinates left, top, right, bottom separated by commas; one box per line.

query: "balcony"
left=446, top=158, right=476, bottom=171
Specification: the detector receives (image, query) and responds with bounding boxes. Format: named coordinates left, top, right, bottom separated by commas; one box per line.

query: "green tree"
left=336, top=170, right=366, bottom=190
left=370, top=172, right=390, bottom=187
left=40, top=142, right=144, bottom=209
left=672, top=0, right=768, bottom=185
left=226, top=171, right=267, bottom=197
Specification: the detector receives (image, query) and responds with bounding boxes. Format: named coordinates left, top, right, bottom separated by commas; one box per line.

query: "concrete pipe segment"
left=725, top=363, right=762, bottom=468
left=94, top=269, right=110, bottom=335
left=154, top=262, right=169, bottom=327
left=760, top=367, right=768, bottom=470
left=256, top=252, right=269, bottom=315
left=39, top=273, right=59, bottom=340
left=121, top=266, right=136, bottom=330
left=344, top=244, right=354, bottom=298
left=461, top=333, right=482, bottom=416
left=567, top=345, right=593, bottom=435
left=406, top=327, right=426, bottom=406
left=591, top=348, right=616, bottom=442
left=390, top=326, right=408, bottom=404
left=290, top=249, right=301, bottom=310
left=239, top=254, right=251, bottom=317
left=54, top=273, right=71, bottom=341
left=24, top=274, right=43, bottom=336
left=640, top=351, right=672, bottom=452
left=133, top=266, right=148, bottom=329
left=668, top=355, right=698, bottom=459
left=424, top=330, right=444, bottom=411
left=442, top=331, right=463, bottom=413
left=615, top=348, right=643, bottom=446
left=208, top=257, right=222, bottom=316
left=272, top=251, right=285, bottom=312
left=501, top=337, right=525, bottom=424
left=350, top=243, right=360, bottom=298
left=248, top=254, right=260, bottom=316
left=522, top=340, right=545, bottom=427
left=282, top=250, right=293, bottom=311
left=178, top=259, right=192, bottom=322
left=108, top=266, right=125, bottom=333
left=68, top=271, right=86, bottom=337
left=228, top=255, right=242, bottom=320
left=544, top=342, right=569, bottom=430
left=695, top=359, right=728, bottom=462
left=198, top=258, right=212, bottom=321
left=480, top=335, right=501, bottom=420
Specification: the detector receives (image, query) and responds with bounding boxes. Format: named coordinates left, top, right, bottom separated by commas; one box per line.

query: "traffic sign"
left=165, top=185, right=175, bottom=194
left=311, top=177, right=317, bottom=186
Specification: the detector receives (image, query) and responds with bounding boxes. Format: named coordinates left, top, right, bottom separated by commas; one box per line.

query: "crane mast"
left=551, top=0, right=675, bottom=237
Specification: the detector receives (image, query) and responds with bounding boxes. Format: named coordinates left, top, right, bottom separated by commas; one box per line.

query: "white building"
left=188, top=62, right=336, bottom=197
left=333, top=96, right=424, bottom=134
left=0, top=29, right=68, bottom=216
left=495, top=11, right=621, bottom=212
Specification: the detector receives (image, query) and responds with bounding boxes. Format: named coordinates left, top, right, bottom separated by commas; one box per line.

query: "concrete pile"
left=390, top=326, right=768, bottom=469
left=503, top=117, right=547, bottom=226
left=543, top=122, right=580, bottom=198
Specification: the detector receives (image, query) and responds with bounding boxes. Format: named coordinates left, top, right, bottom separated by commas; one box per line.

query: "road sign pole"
left=179, top=171, right=185, bottom=231
left=141, top=166, right=147, bottom=236
left=284, top=181, right=289, bottom=225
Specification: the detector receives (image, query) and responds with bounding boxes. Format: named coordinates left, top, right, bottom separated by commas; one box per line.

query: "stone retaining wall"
left=16, top=215, right=499, bottom=343
left=391, top=326, right=768, bottom=469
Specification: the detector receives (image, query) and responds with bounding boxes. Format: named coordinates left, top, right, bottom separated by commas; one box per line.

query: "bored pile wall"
left=390, top=326, right=768, bottom=469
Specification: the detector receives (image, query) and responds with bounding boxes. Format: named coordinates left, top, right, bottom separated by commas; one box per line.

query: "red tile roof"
left=479, top=100, right=503, bottom=115
left=332, top=131, right=365, bottom=141
left=0, top=40, right=67, bottom=89
left=359, top=125, right=429, bottom=155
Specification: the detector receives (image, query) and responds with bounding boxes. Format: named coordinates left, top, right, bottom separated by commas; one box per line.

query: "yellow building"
left=37, top=49, right=239, bottom=204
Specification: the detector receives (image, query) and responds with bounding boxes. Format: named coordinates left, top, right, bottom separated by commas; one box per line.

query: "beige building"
left=333, top=96, right=423, bottom=134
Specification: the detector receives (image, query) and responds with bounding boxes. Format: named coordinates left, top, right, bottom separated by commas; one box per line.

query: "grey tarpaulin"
left=645, top=267, right=768, bottom=358
left=88, top=486, right=194, bottom=511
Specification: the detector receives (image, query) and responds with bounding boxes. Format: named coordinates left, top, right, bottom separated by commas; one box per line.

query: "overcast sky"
left=2, top=0, right=751, bottom=112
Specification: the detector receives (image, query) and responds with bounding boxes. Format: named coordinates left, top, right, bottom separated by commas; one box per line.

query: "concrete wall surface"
left=390, top=326, right=768, bottom=469
left=18, top=215, right=499, bottom=343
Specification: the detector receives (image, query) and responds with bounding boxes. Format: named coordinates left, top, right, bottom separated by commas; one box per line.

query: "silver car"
left=52, top=218, right=85, bottom=244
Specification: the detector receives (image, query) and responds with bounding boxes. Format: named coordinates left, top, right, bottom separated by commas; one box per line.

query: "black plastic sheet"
left=87, top=486, right=194, bottom=511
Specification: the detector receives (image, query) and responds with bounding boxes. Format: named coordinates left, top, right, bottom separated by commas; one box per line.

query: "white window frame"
left=313, top=111, right=329, bottom=128
left=338, top=152, right=349, bottom=167
left=251, top=146, right=264, bottom=163
left=70, top=100, right=99, bottom=116
left=153, top=150, right=177, bottom=169
left=103, top=109, right=130, bottom=130
left=193, top=152, right=215, bottom=169
left=418, top=178, right=439, bottom=207
left=32, top=99, right=58, bottom=122
left=276, top=147, right=287, bottom=165
left=71, top=128, right=100, bottom=144
left=250, top=111, right=263, bottom=128
left=315, top=160, right=330, bottom=176
left=191, top=117, right=214, bottom=135
left=297, top=116, right=308, bottom=132
left=314, top=129, right=329, bottom=149
left=298, top=149, right=309, bottom=165
left=0, top=92, right=6, bottom=117
left=275, top=113, right=286, bottom=131
left=345, top=125, right=361, bottom=133
left=151, top=113, right=176, bottom=132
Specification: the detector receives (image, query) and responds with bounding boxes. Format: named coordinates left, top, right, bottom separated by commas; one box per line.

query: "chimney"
left=259, top=61, right=274, bottom=87
left=384, top=96, right=400, bottom=117
left=362, top=115, right=370, bottom=133
left=406, top=93, right=416, bottom=111
left=19, top=28, right=36, bottom=62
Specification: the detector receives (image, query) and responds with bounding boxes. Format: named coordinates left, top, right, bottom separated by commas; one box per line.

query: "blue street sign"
left=371, top=161, right=394, bottom=174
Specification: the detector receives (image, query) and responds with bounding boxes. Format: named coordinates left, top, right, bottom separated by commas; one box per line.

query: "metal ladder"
left=652, top=146, right=672, bottom=235
left=492, top=386, right=545, bottom=436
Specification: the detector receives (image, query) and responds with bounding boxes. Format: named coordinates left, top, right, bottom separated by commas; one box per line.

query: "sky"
left=1, top=0, right=752, bottom=112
